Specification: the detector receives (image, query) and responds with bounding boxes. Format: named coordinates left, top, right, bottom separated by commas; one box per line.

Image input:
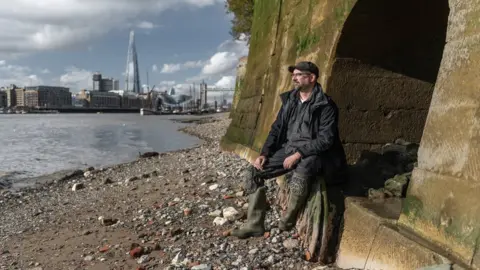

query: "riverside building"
left=24, top=86, right=72, bottom=108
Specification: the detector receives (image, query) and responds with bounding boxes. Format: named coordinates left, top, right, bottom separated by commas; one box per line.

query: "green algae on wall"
left=230, top=56, right=248, bottom=117
left=222, top=0, right=283, bottom=155
left=224, top=0, right=480, bottom=268
left=222, top=0, right=359, bottom=159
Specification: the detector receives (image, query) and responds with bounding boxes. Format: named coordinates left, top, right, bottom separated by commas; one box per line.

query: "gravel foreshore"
left=0, top=113, right=337, bottom=270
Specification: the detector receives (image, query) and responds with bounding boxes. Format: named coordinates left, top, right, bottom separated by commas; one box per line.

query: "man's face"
left=291, top=69, right=315, bottom=90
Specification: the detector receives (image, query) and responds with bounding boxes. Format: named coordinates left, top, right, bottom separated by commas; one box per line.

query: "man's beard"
left=295, top=84, right=309, bottom=92
left=293, top=82, right=302, bottom=90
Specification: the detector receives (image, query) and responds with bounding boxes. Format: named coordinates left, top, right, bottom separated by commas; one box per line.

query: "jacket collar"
left=280, top=83, right=328, bottom=108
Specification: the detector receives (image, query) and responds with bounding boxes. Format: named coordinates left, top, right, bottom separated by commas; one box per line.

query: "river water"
left=0, top=113, right=202, bottom=186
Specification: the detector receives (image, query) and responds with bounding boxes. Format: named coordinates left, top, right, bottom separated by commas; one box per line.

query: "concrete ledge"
left=336, top=197, right=402, bottom=269
left=336, top=197, right=452, bottom=269
left=366, top=225, right=451, bottom=269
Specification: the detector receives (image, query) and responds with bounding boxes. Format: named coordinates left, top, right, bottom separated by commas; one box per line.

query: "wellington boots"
left=279, top=173, right=310, bottom=231
left=230, top=187, right=267, bottom=239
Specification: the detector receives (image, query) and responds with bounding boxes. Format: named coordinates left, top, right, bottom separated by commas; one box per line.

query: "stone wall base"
left=336, top=197, right=468, bottom=270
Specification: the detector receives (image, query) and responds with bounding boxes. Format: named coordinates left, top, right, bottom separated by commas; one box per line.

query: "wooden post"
left=276, top=175, right=344, bottom=264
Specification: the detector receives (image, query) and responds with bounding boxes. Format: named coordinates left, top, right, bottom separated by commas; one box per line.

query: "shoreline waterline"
left=0, top=113, right=226, bottom=191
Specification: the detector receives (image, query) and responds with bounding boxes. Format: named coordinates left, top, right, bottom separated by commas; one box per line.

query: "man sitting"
left=231, top=61, right=347, bottom=239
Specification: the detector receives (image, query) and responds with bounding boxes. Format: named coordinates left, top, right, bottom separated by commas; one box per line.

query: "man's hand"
left=283, top=152, right=302, bottom=169
left=253, top=155, right=267, bottom=170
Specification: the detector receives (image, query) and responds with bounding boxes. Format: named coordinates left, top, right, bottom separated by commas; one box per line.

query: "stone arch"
left=326, top=0, right=450, bottom=162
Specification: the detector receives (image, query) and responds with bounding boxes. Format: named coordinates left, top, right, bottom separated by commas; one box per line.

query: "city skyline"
left=0, top=1, right=248, bottom=96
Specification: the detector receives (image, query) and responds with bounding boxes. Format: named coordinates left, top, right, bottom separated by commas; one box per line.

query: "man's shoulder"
left=279, top=88, right=296, bottom=103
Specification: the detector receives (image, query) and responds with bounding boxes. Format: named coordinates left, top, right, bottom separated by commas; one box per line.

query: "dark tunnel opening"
left=327, top=0, right=449, bottom=195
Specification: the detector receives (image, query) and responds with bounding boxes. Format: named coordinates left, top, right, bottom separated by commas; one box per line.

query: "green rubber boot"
left=230, top=186, right=267, bottom=239
left=279, top=173, right=310, bottom=231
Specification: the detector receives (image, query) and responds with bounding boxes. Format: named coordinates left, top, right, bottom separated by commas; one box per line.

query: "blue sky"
left=0, top=0, right=248, bottom=99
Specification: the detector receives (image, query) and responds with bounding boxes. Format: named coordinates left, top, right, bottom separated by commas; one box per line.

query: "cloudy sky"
left=0, top=0, right=248, bottom=99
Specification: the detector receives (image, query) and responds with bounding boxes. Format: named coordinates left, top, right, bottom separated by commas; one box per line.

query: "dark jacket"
left=260, top=83, right=348, bottom=184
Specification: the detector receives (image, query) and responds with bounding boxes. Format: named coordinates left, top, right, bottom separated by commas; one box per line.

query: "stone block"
left=417, top=264, right=452, bottom=270
left=338, top=109, right=428, bottom=144
left=365, top=225, right=451, bottom=270
left=417, top=104, right=479, bottom=182
left=328, top=59, right=434, bottom=111
left=399, top=168, right=480, bottom=266
left=445, top=3, right=480, bottom=42
left=336, top=197, right=402, bottom=269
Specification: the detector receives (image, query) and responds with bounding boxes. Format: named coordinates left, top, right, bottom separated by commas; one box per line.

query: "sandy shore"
left=0, top=113, right=334, bottom=270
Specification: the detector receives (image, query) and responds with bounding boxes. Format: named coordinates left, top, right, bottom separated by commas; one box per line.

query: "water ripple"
left=0, top=113, right=201, bottom=183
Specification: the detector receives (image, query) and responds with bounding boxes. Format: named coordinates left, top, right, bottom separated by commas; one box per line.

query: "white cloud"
left=202, top=52, right=239, bottom=75
left=160, top=64, right=181, bottom=74
left=214, top=76, right=236, bottom=89
left=175, top=83, right=191, bottom=90
left=153, top=80, right=176, bottom=92
left=41, top=68, right=50, bottom=74
left=0, top=0, right=224, bottom=56
left=161, top=38, right=248, bottom=81
left=0, top=61, right=44, bottom=87
left=136, top=21, right=157, bottom=29
left=217, top=39, right=249, bottom=56
left=183, top=60, right=205, bottom=68
left=152, top=64, right=158, bottom=72
left=201, top=39, right=248, bottom=76
left=186, top=38, right=249, bottom=81
left=159, top=60, right=205, bottom=74
left=159, top=80, right=176, bottom=85
left=58, top=67, right=92, bottom=91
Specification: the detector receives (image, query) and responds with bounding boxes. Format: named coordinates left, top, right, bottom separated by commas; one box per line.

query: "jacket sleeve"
left=297, top=104, right=336, bottom=157
left=260, top=106, right=284, bottom=157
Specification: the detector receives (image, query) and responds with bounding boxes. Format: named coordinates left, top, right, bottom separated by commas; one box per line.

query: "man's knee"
left=295, top=155, right=320, bottom=176
left=242, top=165, right=265, bottom=195
left=289, top=172, right=310, bottom=196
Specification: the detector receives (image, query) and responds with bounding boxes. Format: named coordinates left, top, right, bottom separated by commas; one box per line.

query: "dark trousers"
left=243, top=147, right=321, bottom=195
left=255, top=147, right=321, bottom=180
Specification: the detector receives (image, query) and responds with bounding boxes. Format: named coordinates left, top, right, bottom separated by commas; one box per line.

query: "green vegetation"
left=296, top=33, right=320, bottom=54
left=402, top=195, right=424, bottom=221
left=225, top=0, right=255, bottom=42
left=292, top=0, right=319, bottom=55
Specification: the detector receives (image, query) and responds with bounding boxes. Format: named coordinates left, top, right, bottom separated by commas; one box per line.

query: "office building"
left=0, top=91, right=6, bottom=107
left=77, top=89, right=121, bottom=108
left=15, top=88, right=25, bottom=107
left=200, top=81, right=208, bottom=109
left=125, top=30, right=141, bottom=93
left=93, top=73, right=120, bottom=92
left=24, top=86, right=72, bottom=108
left=109, top=90, right=143, bottom=109
left=5, top=87, right=16, bottom=107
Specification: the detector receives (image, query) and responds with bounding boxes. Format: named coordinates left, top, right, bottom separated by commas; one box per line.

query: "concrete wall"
left=231, top=56, right=248, bottom=116
left=398, top=1, right=480, bottom=267
left=221, top=0, right=358, bottom=159
left=329, top=59, right=433, bottom=161
left=223, top=0, right=480, bottom=267
left=221, top=0, right=447, bottom=162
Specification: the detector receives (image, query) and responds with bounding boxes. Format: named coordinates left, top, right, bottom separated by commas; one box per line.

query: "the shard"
left=125, top=30, right=141, bottom=93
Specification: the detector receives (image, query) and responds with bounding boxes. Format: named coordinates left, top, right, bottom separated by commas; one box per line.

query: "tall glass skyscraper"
left=125, top=30, right=141, bottom=93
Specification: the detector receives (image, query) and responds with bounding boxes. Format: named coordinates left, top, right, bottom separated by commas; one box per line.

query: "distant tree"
left=225, top=0, right=254, bottom=42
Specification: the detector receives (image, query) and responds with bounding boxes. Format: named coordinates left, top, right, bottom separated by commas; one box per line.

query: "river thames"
left=0, top=113, right=202, bottom=185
